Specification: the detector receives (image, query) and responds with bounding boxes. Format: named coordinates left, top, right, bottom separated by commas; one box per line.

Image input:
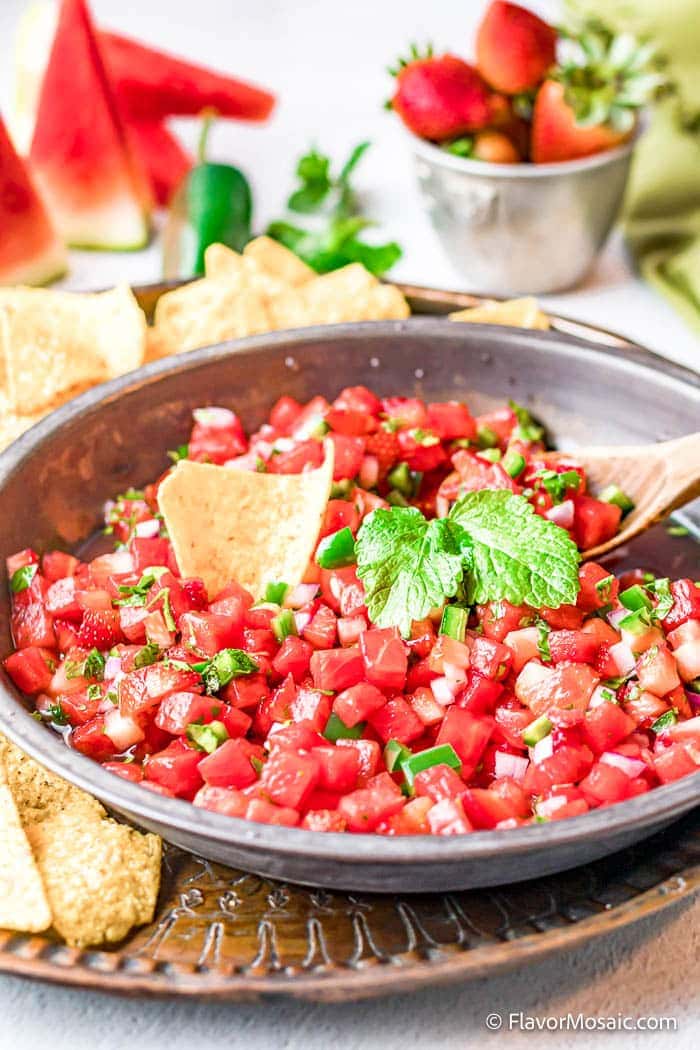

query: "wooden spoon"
left=548, top=432, right=700, bottom=560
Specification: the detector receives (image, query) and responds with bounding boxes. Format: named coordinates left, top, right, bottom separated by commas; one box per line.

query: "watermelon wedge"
left=0, top=114, right=66, bottom=286
left=127, top=122, right=193, bottom=206
left=29, top=0, right=152, bottom=250
left=13, top=2, right=275, bottom=149
left=101, top=32, right=276, bottom=123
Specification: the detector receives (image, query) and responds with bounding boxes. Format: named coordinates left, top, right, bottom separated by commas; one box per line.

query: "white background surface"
left=0, top=1, right=698, bottom=1046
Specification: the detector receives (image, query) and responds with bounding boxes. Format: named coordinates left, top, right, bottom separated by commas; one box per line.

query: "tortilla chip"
left=203, top=243, right=290, bottom=298
left=243, top=236, right=315, bottom=287
left=159, top=442, right=335, bottom=598
left=0, top=285, right=146, bottom=415
left=0, top=767, right=52, bottom=933
left=151, top=276, right=272, bottom=356
left=449, top=297, right=549, bottom=330
left=270, top=264, right=410, bottom=329
left=26, top=810, right=161, bottom=947
left=0, top=734, right=104, bottom=827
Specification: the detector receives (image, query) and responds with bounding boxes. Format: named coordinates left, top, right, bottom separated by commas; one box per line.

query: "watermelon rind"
left=0, top=235, right=67, bottom=287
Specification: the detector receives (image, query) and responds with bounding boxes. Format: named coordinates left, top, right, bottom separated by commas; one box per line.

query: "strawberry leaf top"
left=554, top=17, right=667, bottom=132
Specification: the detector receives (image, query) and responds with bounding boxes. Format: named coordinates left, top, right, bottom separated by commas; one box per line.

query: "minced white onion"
left=430, top=676, right=457, bottom=706
left=531, top=733, right=554, bottom=765
left=103, top=656, right=122, bottom=681
left=443, top=661, right=468, bottom=688
left=600, top=751, right=646, bottom=778
left=193, top=406, right=236, bottom=428
left=536, top=794, right=567, bottom=818
left=609, top=640, right=637, bottom=675
left=284, top=583, right=319, bottom=609
left=293, top=611, right=312, bottom=633
left=494, top=752, right=529, bottom=783
left=134, top=519, right=160, bottom=539
left=104, top=708, right=144, bottom=750
left=545, top=499, right=574, bottom=529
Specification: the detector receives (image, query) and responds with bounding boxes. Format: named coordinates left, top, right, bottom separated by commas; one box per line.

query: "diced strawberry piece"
left=76, top=609, right=122, bottom=649
left=303, top=604, right=338, bottom=650
left=662, top=579, right=700, bottom=631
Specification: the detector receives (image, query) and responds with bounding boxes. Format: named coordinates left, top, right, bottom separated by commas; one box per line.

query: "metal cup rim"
left=404, top=121, right=642, bottom=179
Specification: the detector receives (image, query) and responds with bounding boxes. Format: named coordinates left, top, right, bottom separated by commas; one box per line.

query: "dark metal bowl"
left=0, top=319, right=698, bottom=892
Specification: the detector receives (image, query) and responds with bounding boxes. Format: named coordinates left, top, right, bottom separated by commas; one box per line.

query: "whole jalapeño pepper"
left=163, top=111, right=253, bottom=279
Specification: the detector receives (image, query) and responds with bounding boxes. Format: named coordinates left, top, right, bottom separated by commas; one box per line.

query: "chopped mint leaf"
left=86, top=684, right=103, bottom=702
left=646, top=577, right=674, bottom=620
left=10, top=564, right=38, bottom=594
left=450, top=490, right=580, bottom=609
left=196, top=649, right=259, bottom=694
left=47, top=701, right=68, bottom=726
left=356, top=507, right=468, bottom=637
left=83, top=648, right=106, bottom=681
left=536, top=618, right=552, bottom=662
left=134, top=642, right=161, bottom=669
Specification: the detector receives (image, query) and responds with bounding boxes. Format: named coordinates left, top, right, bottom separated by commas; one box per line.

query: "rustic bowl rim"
left=404, top=121, right=641, bottom=178
left=0, top=318, right=698, bottom=872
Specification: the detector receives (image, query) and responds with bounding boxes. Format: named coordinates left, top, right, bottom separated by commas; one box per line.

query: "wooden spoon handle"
left=656, top=433, right=700, bottom=515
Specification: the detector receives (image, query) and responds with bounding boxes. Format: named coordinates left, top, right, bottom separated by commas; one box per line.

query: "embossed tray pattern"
left=1, top=812, right=698, bottom=1000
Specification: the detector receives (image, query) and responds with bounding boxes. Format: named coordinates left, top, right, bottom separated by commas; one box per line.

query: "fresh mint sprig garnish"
left=356, top=490, right=580, bottom=637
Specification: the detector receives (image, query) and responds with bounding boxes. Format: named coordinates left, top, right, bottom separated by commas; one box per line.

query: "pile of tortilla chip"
left=0, top=238, right=411, bottom=456
left=0, top=734, right=161, bottom=948
left=0, top=284, right=147, bottom=453
left=146, top=237, right=410, bottom=360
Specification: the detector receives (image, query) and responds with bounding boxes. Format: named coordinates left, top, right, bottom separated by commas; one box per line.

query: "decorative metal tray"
left=1, top=812, right=697, bottom=1000
left=0, top=282, right=697, bottom=999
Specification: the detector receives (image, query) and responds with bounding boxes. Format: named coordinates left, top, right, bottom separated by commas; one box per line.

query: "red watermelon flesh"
left=101, top=31, right=276, bottom=123
left=29, top=0, right=152, bottom=250
left=0, top=113, right=66, bottom=286
left=126, top=121, right=193, bottom=206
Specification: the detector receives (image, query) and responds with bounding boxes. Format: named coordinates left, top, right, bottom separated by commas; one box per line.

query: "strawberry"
left=390, top=48, right=494, bottom=140
left=531, top=81, right=629, bottom=163
left=365, top=429, right=401, bottom=480
left=531, top=22, right=664, bottom=164
left=77, top=609, right=122, bottom=650
left=476, top=2, right=557, bottom=95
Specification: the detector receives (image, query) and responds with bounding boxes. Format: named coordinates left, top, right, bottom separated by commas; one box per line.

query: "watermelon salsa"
left=4, top=386, right=700, bottom=835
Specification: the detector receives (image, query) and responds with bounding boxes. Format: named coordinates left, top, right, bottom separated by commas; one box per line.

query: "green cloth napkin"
left=580, top=0, right=700, bottom=333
